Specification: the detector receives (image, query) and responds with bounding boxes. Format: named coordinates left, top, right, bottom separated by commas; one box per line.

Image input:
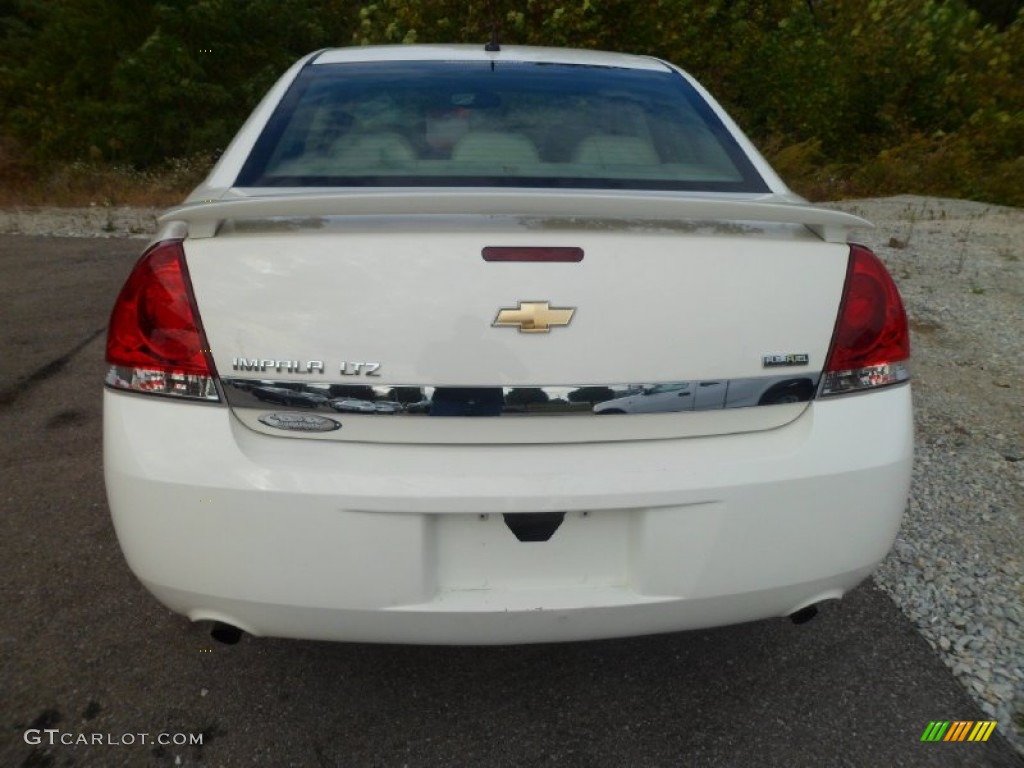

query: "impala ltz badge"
left=763, top=353, right=810, bottom=368
left=231, top=358, right=380, bottom=376
left=493, top=301, right=575, bottom=333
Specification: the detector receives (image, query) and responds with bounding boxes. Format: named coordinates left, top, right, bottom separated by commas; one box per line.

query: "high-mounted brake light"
left=822, top=244, right=910, bottom=396
left=482, top=247, right=584, bottom=262
left=105, top=240, right=219, bottom=401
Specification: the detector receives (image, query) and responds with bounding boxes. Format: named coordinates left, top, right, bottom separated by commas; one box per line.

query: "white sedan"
left=103, top=44, right=912, bottom=645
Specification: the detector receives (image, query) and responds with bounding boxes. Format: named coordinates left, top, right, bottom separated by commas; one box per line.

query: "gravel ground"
left=2, top=196, right=1022, bottom=754
left=0, top=204, right=160, bottom=239
left=826, top=196, right=1024, bottom=755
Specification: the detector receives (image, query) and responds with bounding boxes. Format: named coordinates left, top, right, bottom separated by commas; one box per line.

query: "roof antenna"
left=484, top=0, right=501, bottom=51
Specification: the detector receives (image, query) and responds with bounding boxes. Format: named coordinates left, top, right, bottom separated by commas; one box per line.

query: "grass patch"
left=765, top=135, right=1024, bottom=209
left=0, top=151, right=214, bottom=208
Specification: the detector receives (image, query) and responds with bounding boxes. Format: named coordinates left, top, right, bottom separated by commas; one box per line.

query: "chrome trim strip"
left=222, top=374, right=821, bottom=417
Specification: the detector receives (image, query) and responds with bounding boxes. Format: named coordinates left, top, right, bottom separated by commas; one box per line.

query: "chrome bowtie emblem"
left=492, top=301, right=575, bottom=333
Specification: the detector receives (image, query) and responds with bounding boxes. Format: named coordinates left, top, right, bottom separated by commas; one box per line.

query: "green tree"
left=965, top=0, right=1023, bottom=27
left=1, top=0, right=158, bottom=162
left=567, top=386, right=615, bottom=405
left=0, top=0, right=1021, bottom=205
left=110, top=0, right=358, bottom=164
left=0, top=0, right=358, bottom=165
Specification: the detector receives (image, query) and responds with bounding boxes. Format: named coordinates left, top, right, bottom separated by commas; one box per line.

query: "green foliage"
left=1, top=0, right=357, bottom=165
left=352, top=0, right=1024, bottom=207
left=965, top=0, right=1023, bottom=28
left=567, top=386, right=615, bottom=404
left=1, top=0, right=1022, bottom=206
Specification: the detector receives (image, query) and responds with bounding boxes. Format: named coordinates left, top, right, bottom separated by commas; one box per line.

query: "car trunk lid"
left=175, top=195, right=860, bottom=444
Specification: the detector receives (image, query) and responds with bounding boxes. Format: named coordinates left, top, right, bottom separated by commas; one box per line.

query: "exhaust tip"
left=790, top=605, right=819, bottom=625
left=210, top=622, right=243, bottom=644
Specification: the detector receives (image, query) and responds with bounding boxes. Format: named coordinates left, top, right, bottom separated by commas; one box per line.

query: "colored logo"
left=920, top=721, right=997, bottom=742
left=493, top=301, right=575, bottom=333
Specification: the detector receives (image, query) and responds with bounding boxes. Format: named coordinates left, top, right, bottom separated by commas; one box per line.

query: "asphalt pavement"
left=1, top=234, right=1021, bottom=768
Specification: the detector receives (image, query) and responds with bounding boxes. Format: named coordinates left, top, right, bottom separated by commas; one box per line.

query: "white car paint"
left=103, top=45, right=912, bottom=644
left=105, top=384, right=912, bottom=644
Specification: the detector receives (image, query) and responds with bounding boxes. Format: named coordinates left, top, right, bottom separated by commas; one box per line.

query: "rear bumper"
left=103, top=385, right=912, bottom=644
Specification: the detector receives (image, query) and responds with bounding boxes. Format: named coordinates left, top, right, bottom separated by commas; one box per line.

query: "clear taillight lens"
left=822, top=244, right=910, bottom=396
left=105, top=239, right=219, bottom=401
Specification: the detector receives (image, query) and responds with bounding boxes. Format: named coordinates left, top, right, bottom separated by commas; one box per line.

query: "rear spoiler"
left=159, top=190, right=871, bottom=243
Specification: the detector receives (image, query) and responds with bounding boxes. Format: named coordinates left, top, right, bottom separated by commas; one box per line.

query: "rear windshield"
left=236, top=60, right=768, bottom=193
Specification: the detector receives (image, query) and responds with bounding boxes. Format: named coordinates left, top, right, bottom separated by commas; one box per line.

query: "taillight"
left=821, top=244, right=910, bottom=396
left=105, top=239, right=219, bottom=401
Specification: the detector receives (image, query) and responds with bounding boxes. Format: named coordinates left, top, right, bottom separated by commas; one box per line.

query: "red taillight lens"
left=822, top=244, right=910, bottom=396
left=105, top=240, right=219, bottom=400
